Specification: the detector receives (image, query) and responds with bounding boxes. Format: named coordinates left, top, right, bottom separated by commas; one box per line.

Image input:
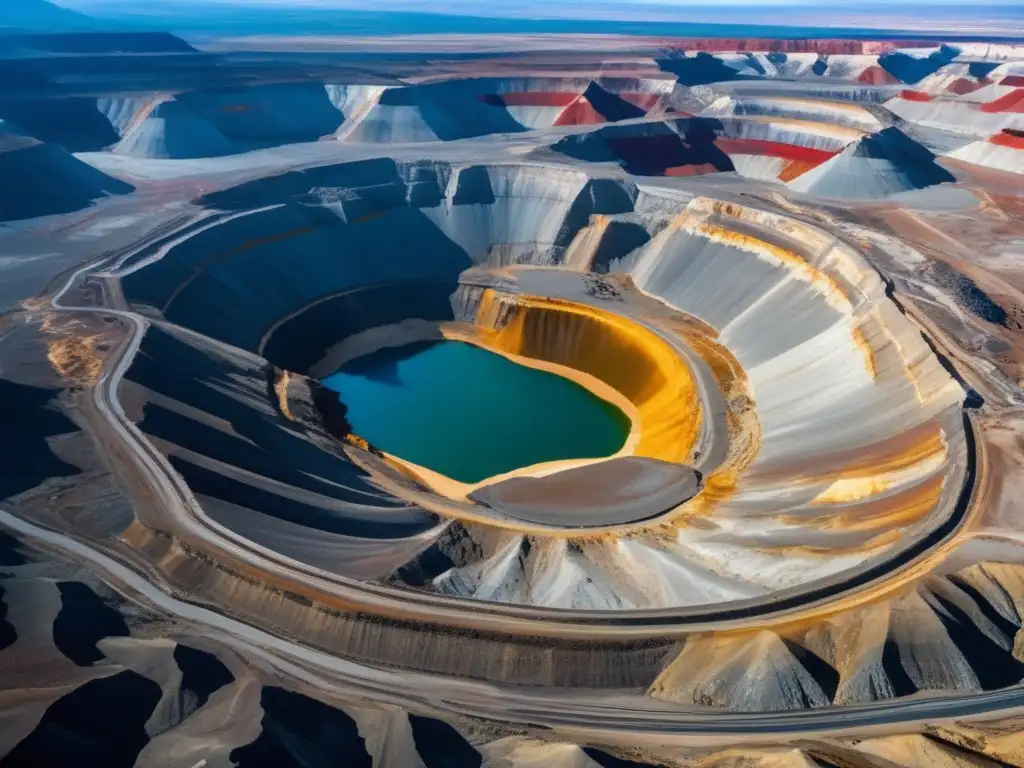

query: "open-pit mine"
left=3, top=8, right=1024, bottom=767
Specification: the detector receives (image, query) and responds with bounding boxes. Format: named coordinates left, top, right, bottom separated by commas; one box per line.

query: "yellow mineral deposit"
left=468, top=289, right=702, bottom=464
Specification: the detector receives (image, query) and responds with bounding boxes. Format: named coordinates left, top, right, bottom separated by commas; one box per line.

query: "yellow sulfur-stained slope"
left=473, top=289, right=702, bottom=464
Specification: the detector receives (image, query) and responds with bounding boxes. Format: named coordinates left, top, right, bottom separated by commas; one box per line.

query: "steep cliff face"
left=648, top=556, right=1024, bottom=711
left=789, top=128, right=955, bottom=198
left=472, top=291, right=702, bottom=464
left=0, top=120, right=133, bottom=221
left=949, top=130, right=1024, bottom=174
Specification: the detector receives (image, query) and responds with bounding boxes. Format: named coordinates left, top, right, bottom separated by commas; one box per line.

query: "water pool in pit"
left=321, top=339, right=630, bottom=484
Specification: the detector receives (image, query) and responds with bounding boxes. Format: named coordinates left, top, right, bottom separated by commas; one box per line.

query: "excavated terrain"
left=2, top=27, right=1024, bottom=768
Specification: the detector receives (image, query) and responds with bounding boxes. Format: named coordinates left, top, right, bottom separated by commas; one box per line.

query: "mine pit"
left=4, top=19, right=1024, bottom=764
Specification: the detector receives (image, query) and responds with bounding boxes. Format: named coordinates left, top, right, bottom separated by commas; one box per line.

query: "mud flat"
left=468, top=457, right=702, bottom=527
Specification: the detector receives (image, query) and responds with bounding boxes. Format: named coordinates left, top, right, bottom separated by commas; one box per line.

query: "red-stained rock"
left=553, top=97, right=606, bottom=126
left=947, top=77, right=986, bottom=96
left=990, top=129, right=1024, bottom=149
left=980, top=89, right=1024, bottom=113
left=899, top=90, right=934, bottom=102
left=858, top=66, right=900, bottom=86
left=715, top=138, right=838, bottom=164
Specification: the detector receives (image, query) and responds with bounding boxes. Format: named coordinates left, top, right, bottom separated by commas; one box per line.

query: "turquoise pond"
left=321, top=340, right=631, bottom=484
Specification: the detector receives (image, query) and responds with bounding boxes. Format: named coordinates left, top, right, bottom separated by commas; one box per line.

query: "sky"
left=54, top=0, right=1024, bottom=9
left=51, top=0, right=1024, bottom=37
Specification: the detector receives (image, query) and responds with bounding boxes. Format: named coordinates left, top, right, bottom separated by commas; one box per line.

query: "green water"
left=321, top=340, right=630, bottom=484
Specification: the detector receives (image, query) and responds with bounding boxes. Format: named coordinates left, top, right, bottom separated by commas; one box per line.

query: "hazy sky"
left=48, top=0, right=1024, bottom=40
left=54, top=0, right=1024, bottom=30
left=56, top=0, right=1024, bottom=7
